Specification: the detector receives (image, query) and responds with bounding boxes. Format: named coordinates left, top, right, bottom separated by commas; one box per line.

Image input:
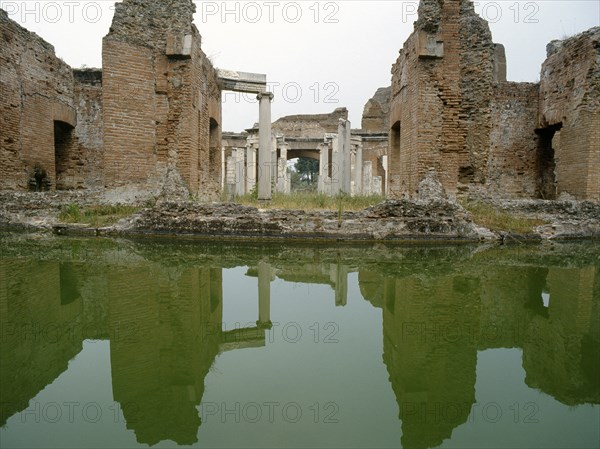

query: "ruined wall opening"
left=209, top=117, right=219, bottom=167
left=535, top=123, right=561, bottom=200
left=458, top=166, right=475, bottom=184
left=391, top=121, right=401, bottom=159
left=390, top=121, right=401, bottom=194
left=54, top=120, right=75, bottom=190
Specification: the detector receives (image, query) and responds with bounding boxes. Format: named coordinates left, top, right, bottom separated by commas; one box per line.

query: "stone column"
left=246, top=143, right=257, bottom=194
left=235, top=148, right=245, bottom=196
left=226, top=155, right=236, bottom=198
left=373, top=176, right=383, bottom=195
left=257, top=92, right=274, bottom=200
left=343, top=121, right=352, bottom=194
left=363, top=161, right=373, bottom=196
left=277, top=142, right=289, bottom=194
left=353, top=140, right=363, bottom=196
left=333, top=122, right=346, bottom=195
left=257, top=261, right=272, bottom=329
left=318, top=142, right=329, bottom=194
left=221, top=146, right=226, bottom=191
left=381, top=155, right=388, bottom=196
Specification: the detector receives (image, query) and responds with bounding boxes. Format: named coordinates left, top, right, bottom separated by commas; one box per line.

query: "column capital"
left=257, top=91, right=274, bottom=101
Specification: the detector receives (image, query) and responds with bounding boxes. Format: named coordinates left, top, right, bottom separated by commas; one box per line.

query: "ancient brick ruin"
left=387, top=0, right=599, bottom=201
left=1, top=0, right=598, bottom=202
left=0, top=10, right=103, bottom=191
left=1, top=0, right=224, bottom=199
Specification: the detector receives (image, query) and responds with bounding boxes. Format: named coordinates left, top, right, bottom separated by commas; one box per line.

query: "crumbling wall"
left=0, top=9, right=76, bottom=190
left=272, top=107, right=348, bottom=138
left=487, top=82, right=540, bottom=198
left=361, top=87, right=391, bottom=133
left=389, top=0, right=496, bottom=199
left=539, top=28, right=600, bottom=201
left=102, top=0, right=222, bottom=199
left=358, top=88, right=391, bottom=191
left=53, top=70, right=105, bottom=191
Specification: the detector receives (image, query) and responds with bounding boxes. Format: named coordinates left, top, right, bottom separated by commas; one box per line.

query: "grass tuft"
left=59, top=203, right=139, bottom=227
left=461, top=200, right=546, bottom=234
left=234, top=192, right=385, bottom=212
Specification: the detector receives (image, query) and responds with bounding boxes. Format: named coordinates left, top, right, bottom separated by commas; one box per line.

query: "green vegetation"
left=235, top=192, right=385, bottom=212
left=59, top=203, right=140, bottom=227
left=461, top=200, right=546, bottom=234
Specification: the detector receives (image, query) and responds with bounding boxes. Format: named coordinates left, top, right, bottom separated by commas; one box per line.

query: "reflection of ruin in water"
left=0, top=241, right=598, bottom=447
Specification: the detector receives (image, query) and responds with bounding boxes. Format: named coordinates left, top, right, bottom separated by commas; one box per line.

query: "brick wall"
left=102, top=0, right=222, bottom=199
left=539, top=28, right=600, bottom=201
left=487, top=82, right=540, bottom=198
left=388, top=0, right=495, bottom=199
left=272, top=107, right=348, bottom=138
left=0, top=9, right=76, bottom=190
left=388, top=2, right=598, bottom=201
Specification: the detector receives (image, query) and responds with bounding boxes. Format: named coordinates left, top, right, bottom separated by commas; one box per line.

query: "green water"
left=0, top=234, right=598, bottom=449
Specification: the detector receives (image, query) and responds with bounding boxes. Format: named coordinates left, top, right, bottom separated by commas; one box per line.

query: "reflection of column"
left=353, top=140, right=363, bottom=196
left=363, top=161, right=373, bottom=196
left=257, top=92, right=274, bottom=200
left=332, top=263, right=348, bottom=307
left=246, top=144, right=257, bottom=194
left=257, top=261, right=272, bottom=328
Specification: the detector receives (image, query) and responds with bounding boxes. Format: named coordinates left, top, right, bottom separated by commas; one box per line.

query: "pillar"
left=235, top=148, right=245, bottom=196
left=257, top=92, right=274, bottom=200
left=333, top=120, right=348, bottom=195
left=373, top=176, right=383, bottom=195
left=246, top=144, right=257, bottom=194
left=257, top=261, right=272, bottom=329
left=277, top=142, right=289, bottom=194
left=363, top=161, right=373, bottom=196
left=318, top=142, right=330, bottom=194
left=353, top=140, right=363, bottom=196
left=343, top=122, right=352, bottom=194
left=226, top=155, right=236, bottom=197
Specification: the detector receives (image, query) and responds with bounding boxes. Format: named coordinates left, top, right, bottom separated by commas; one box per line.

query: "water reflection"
left=0, top=238, right=598, bottom=448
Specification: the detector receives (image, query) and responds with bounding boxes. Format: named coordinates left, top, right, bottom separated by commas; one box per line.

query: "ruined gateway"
left=1, top=0, right=599, bottom=202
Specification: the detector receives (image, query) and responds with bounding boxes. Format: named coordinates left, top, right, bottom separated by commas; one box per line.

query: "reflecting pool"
left=0, top=234, right=598, bottom=449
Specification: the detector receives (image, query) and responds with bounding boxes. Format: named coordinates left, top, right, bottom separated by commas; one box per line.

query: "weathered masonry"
left=387, top=0, right=600, bottom=201
left=0, top=10, right=103, bottom=191
left=1, top=0, right=598, bottom=202
left=1, top=1, right=225, bottom=198
left=102, top=0, right=222, bottom=198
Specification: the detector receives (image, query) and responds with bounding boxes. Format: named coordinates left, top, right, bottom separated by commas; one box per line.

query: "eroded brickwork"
left=487, top=82, right=540, bottom=198
left=389, top=0, right=495, bottom=198
left=102, top=0, right=222, bottom=199
left=388, top=1, right=599, bottom=201
left=272, top=107, right=348, bottom=138
left=0, top=9, right=76, bottom=190
left=539, top=28, right=600, bottom=201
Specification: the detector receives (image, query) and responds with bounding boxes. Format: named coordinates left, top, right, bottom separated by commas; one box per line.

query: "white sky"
left=1, top=1, right=598, bottom=132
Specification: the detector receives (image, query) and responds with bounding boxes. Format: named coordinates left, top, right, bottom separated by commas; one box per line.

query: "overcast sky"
left=2, top=0, right=598, bottom=131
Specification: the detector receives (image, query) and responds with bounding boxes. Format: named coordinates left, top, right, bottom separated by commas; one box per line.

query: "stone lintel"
left=217, top=69, right=267, bottom=93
